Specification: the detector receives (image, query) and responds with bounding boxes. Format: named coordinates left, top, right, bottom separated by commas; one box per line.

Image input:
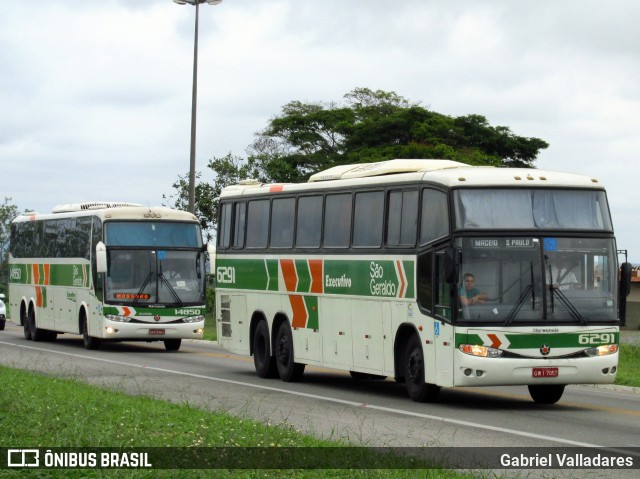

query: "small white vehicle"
left=0, top=293, right=6, bottom=331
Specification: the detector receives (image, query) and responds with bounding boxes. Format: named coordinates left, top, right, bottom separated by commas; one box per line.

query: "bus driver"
left=459, top=273, right=488, bottom=306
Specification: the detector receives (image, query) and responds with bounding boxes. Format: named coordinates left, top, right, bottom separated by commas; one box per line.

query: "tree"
left=0, top=198, right=19, bottom=294
left=167, top=88, right=549, bottom=231
left=246, top=88, right=548, bottom=183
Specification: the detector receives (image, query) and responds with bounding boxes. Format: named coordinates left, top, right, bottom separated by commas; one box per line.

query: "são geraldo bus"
left=9, top=202, right=208, bottom=351
left=214, top=159, right=630, bottom=404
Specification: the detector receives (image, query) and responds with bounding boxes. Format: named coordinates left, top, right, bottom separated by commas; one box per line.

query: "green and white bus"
left=214, top=159, right=630, bottom=404
left=9, top=202, right=208, bottom=351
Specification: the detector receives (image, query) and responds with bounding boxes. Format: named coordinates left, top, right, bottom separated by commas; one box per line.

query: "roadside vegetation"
left=0, top=365, right=471, bottom=478
left=615, top=343, right=640, bottom=387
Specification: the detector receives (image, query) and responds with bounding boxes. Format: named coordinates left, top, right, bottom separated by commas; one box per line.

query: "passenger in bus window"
left=458, top=273, right=488, bottom=305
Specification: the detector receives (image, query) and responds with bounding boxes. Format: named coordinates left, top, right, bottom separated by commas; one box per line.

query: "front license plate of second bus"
left=149, top=329, right=165, bottom=336
left=532, top=367, right=559, bottom=378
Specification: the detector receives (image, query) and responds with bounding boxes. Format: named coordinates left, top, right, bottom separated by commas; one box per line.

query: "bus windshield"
left=104, top=221, right=205, bottom=306
left=456, top=236, right=617, bottom=324
left=106, top=249, right=205, bottom=305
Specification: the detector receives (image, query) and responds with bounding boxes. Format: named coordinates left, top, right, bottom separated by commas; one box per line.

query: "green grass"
left=0, top=366, right=470, bottom=479
left=615, top=343, right=640, bottom=387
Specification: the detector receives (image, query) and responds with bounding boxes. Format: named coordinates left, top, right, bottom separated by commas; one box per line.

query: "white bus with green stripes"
left=9, top=202, right=208, bottom=351
left=214, top=159, right=630, bottom=404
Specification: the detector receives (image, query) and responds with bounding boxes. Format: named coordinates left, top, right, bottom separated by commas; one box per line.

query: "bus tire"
left=81, top=316, right=101, bottom=350
left=275, top=321, right=305, bottom=382
left=28, top=308, right=46, bottom=342
left=528, top=385, right=565, bottom=404
left=164, top=339, right=182, bottom=351
left=253, top=320, right=278, bottom=378
left=22, top=307, right=32, bottom=340
left=404, top=334, right=440, bottom=402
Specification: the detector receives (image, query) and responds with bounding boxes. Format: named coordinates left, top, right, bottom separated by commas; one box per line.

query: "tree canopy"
left=166, top=88, right=549, bottom=235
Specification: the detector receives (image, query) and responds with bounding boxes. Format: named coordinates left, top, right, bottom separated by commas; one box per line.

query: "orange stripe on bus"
left=289, top=295, right=308, bottom=328
left=280, top=259, right=298, bottom=292
left=32, top=264, right=40, bottom=285
left=269, top=185, right=284, bottom=193
left=43, top=264, right=50, bottom=286
left=35, top=286, right=43, bottom=308
left=308, top=259, right=323, bottom=293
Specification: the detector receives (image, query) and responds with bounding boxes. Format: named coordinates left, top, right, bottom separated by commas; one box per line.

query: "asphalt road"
left=1, top=322, right=640, bottom=476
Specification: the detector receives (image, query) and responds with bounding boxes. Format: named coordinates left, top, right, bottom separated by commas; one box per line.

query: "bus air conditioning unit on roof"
left=52, top=202, right=144, bottom=213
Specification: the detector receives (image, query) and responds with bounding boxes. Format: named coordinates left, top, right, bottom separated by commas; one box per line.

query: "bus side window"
left=387, top=189, right=418, bottom=247
left=434, top=251, right=452, bottom=321
left=246, top=200, right=270, bottom=249
left=270, top=197, right=295, bottom=248
left=233, top=202, right=246, bottom=248
left=324, top=193, right=352, bottom=248
left=296, top=196, right=322, bottom=248
left=420, top=189, right=449, bottom=245
left=417, top=251, right=433, bottom=312
left=218, top=203, right=232, bottom=249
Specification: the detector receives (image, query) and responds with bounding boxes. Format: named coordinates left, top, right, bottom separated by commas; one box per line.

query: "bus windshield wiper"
left=158, top=261, right=183, bottom=306
left=504, top=262, right=535, bottom=325
left=504, top=285, right=532, bottom=325
left=133, top=272, right=154, bottom=306
left=551, top=286, right=587, bottom=325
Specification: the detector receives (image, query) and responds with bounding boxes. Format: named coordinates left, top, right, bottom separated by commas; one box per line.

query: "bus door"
left=434, top=250, right=454, bottom=387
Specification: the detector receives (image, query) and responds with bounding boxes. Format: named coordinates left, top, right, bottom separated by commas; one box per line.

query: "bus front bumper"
left=452, top=350, right=618, bottom=387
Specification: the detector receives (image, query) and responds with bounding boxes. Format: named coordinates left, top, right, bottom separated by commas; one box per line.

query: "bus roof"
left=12, top=203, right=198, bottom=224
left=220, top=159, right=603, bottom=198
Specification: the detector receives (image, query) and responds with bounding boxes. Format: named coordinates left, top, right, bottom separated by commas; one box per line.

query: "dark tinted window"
left=420, top=189, right=449, bottom=245
left=218, top=203, right=232, bottom=249
left=233, top=202, right=246, bottom=248
left=296, top=196, right=322, bottom=248
left=246, top=199, right=270, bottom=248
left=387, top=190, right=418, bottom=247
left=353, top=191, right=384, bottom=247
left=324, top=193, right=352, bottom=248
left=270, top=198, right=295, bottom=248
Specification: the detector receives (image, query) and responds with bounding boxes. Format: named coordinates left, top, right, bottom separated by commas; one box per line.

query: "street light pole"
left=173, top=0, right=223, bottom=214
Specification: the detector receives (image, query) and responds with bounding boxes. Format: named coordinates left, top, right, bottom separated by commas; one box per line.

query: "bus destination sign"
left=472, top=238, right=537, bottom=249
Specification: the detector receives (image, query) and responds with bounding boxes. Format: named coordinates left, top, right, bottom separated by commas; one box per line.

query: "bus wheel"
left=275, top=321, right=305, bottom=382
left=164, top=339, right=182, bottom=351
left=253, top=320, right=278, bottom=378
left=528, top=385, right=565, bottom=404
left=28, top=309, right=46, bottom=342
left=404, top=334, right=440, bottom=402
left=23, top=308, right=32, bottom=340
left=81, top=316, right=101, bottom=350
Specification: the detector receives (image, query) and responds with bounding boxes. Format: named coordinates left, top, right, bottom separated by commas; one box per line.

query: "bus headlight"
left=183, top=315, right=205, bottom=323
left=459, top=344, right=504, bottom=358
left=585, top=344, right=618, bottom=357
left=106, top=314, right=131, bottom=323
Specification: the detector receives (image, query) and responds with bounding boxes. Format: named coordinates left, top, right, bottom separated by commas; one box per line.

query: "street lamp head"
left=173, top=0, right=222, bottom=4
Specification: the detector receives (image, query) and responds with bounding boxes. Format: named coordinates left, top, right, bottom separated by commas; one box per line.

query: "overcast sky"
left=1, top=0, right=639, bottom=261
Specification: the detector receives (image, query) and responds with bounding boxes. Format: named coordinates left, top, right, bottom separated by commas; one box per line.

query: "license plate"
left=532, top=367, right=558, bottom=378
left=149, top=329, right=165, bottom=336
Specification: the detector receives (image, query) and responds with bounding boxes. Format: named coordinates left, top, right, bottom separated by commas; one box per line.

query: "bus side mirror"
left=444, top=247, right=459, bottom=284
left=620, top=262, right=632, bottom=297
left=96, top=241, right=107, bottom=274
left=206, top=243, right=216, bottom=273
